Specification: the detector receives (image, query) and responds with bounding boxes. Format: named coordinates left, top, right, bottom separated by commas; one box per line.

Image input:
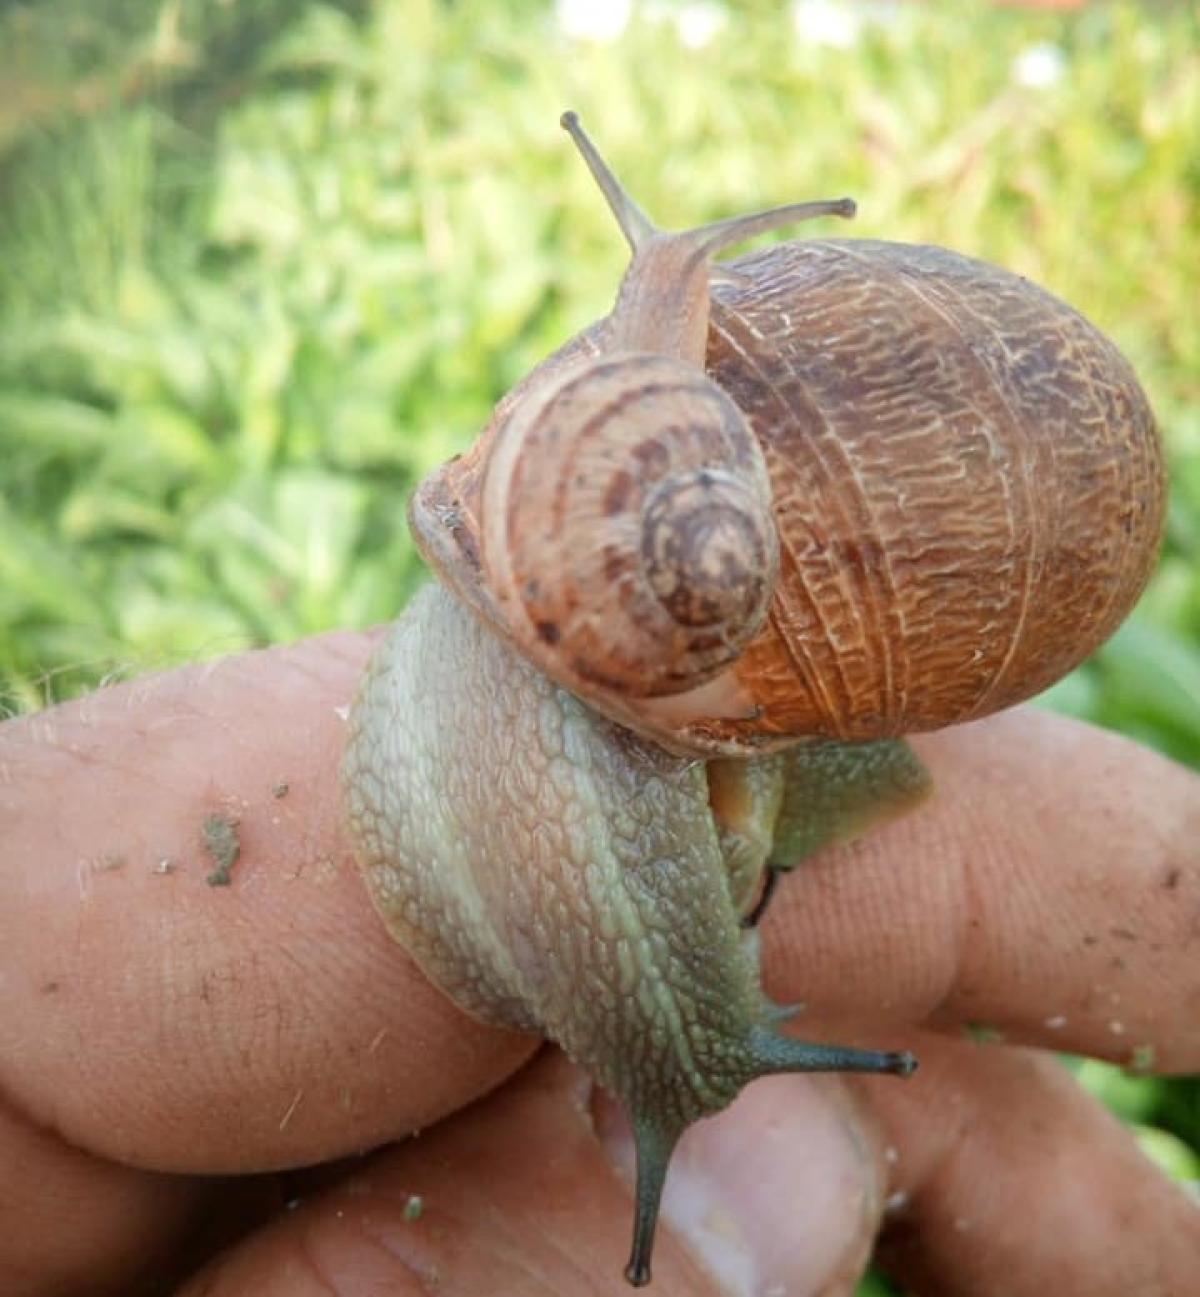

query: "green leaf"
left=0, top=498, right=105, bottom=626
left=1096, top=620, right=1200, bottom=750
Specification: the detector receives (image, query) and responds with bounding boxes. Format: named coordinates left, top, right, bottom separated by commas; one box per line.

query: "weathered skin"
left=343, top=583, right=928, bottom=1282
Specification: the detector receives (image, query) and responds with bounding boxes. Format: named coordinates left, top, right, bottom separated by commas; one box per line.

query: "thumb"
left=179, top=1050, right=886, bottom=1296
left=596, top=1069, right=886, bottom=1295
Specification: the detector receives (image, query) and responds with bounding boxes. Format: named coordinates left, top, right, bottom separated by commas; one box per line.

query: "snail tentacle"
left=625, top=1117, right=679, bottom=1287
left=561, top=110, right=657, bottom=252
left=622, top=1027, right=916, bottom=1286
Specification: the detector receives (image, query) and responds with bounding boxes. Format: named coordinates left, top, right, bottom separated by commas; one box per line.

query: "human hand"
left=1, top=630, right=1197, bottom=1296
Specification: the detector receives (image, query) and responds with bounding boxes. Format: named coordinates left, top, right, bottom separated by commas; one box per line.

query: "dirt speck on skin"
left=202, top=813, right=241, bottom=887
left=95, top=852, right=126, bottom=873
left=403, top=1194, right=424, bottom=1222
left=272, top=781, right=289, bottom=799
left=154, top=856, right=177, bottom=875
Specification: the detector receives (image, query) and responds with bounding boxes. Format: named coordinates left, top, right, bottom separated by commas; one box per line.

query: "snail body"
left=342, top=115, right=1164, bottom=1284
left=343, top=580, right=929, bottom=1282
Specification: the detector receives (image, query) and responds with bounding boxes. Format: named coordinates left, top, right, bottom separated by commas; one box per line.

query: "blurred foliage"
left=1, top=0, right=1198, bottom=724
left=0, top=0, right=1196, bottom=1285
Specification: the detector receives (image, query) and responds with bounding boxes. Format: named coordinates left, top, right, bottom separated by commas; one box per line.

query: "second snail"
left=341, top=114, right=1164, bottom=1285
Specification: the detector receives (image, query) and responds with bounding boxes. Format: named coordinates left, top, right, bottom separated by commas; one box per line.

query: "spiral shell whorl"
left=481, top=352, right=779, bottom=697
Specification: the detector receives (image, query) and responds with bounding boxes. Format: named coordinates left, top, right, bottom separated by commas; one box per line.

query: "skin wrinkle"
left=867, top=1044, right=976, bottom=1246
left=288, top=1227, right=348, bottom=1297
left=313, top=1200, right=448, bottom=1297
left=821, top=1079, right=887, bottom=1286
left=940, top=808, right=1019, bottom=1024
left=468, top=1206, right=591, bottom=1296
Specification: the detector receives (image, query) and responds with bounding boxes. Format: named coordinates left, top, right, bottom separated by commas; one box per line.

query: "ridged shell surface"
left=694, top=239, right=1164, bottom=746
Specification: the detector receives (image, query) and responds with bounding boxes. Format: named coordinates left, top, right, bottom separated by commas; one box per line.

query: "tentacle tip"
left=835, top=197, right=857, bottom=219
left=561, top=109, right=581, bottom=133
left=624, top=1259, right=652, bottom=1287
left=891, top=1050, right=918, bottom=1078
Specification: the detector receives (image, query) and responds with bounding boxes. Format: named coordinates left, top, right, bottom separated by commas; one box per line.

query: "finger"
left=2, top=646, right=1192, bottom=1189
left=761, top=708, right=1200, bottom=1069
left=0, top=1087, right=201, bottom=1297
left=178, top=1050, right=890, bottom=1297
left=863, top=1033, right=1200, bottom=1295
left=0, top=631, right=534, bottom=1174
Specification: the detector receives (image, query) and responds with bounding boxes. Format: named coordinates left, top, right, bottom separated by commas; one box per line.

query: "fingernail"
left=595, top=1075, right=882, bottom=1296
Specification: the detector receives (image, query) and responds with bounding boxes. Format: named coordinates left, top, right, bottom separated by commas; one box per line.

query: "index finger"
left=0, top=630, right=535, bottom=1174
left=763, top=707, right=1200, bottom=1070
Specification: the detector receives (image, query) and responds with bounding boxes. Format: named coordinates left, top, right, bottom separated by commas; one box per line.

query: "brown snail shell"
left=412, top=120, right=1164, bottom=756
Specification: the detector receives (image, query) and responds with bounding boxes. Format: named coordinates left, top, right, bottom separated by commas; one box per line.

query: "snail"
left=340, top=113, right=1165, bottom=1285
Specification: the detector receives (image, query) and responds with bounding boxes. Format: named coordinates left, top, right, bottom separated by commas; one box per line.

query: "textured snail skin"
left=341, top=582, right=928, bottom=1282
left=342, top=584, right=745, bottom=1045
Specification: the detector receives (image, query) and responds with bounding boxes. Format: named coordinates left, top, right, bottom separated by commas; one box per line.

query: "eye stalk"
left=559, top=109, right=855, bottom=256
left=560, top=109, right=856, bottom=362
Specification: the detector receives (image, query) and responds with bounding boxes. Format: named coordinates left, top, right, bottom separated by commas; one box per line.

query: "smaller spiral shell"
left=480, top=352, right=779, bottom=699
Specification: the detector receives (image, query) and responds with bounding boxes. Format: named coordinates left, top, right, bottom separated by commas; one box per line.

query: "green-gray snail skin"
left=341, top=113, right=1165, bottom=1285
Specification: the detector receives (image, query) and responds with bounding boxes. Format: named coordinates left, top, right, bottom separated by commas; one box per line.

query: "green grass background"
left=1, top=0, right=1196, bottom=1287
